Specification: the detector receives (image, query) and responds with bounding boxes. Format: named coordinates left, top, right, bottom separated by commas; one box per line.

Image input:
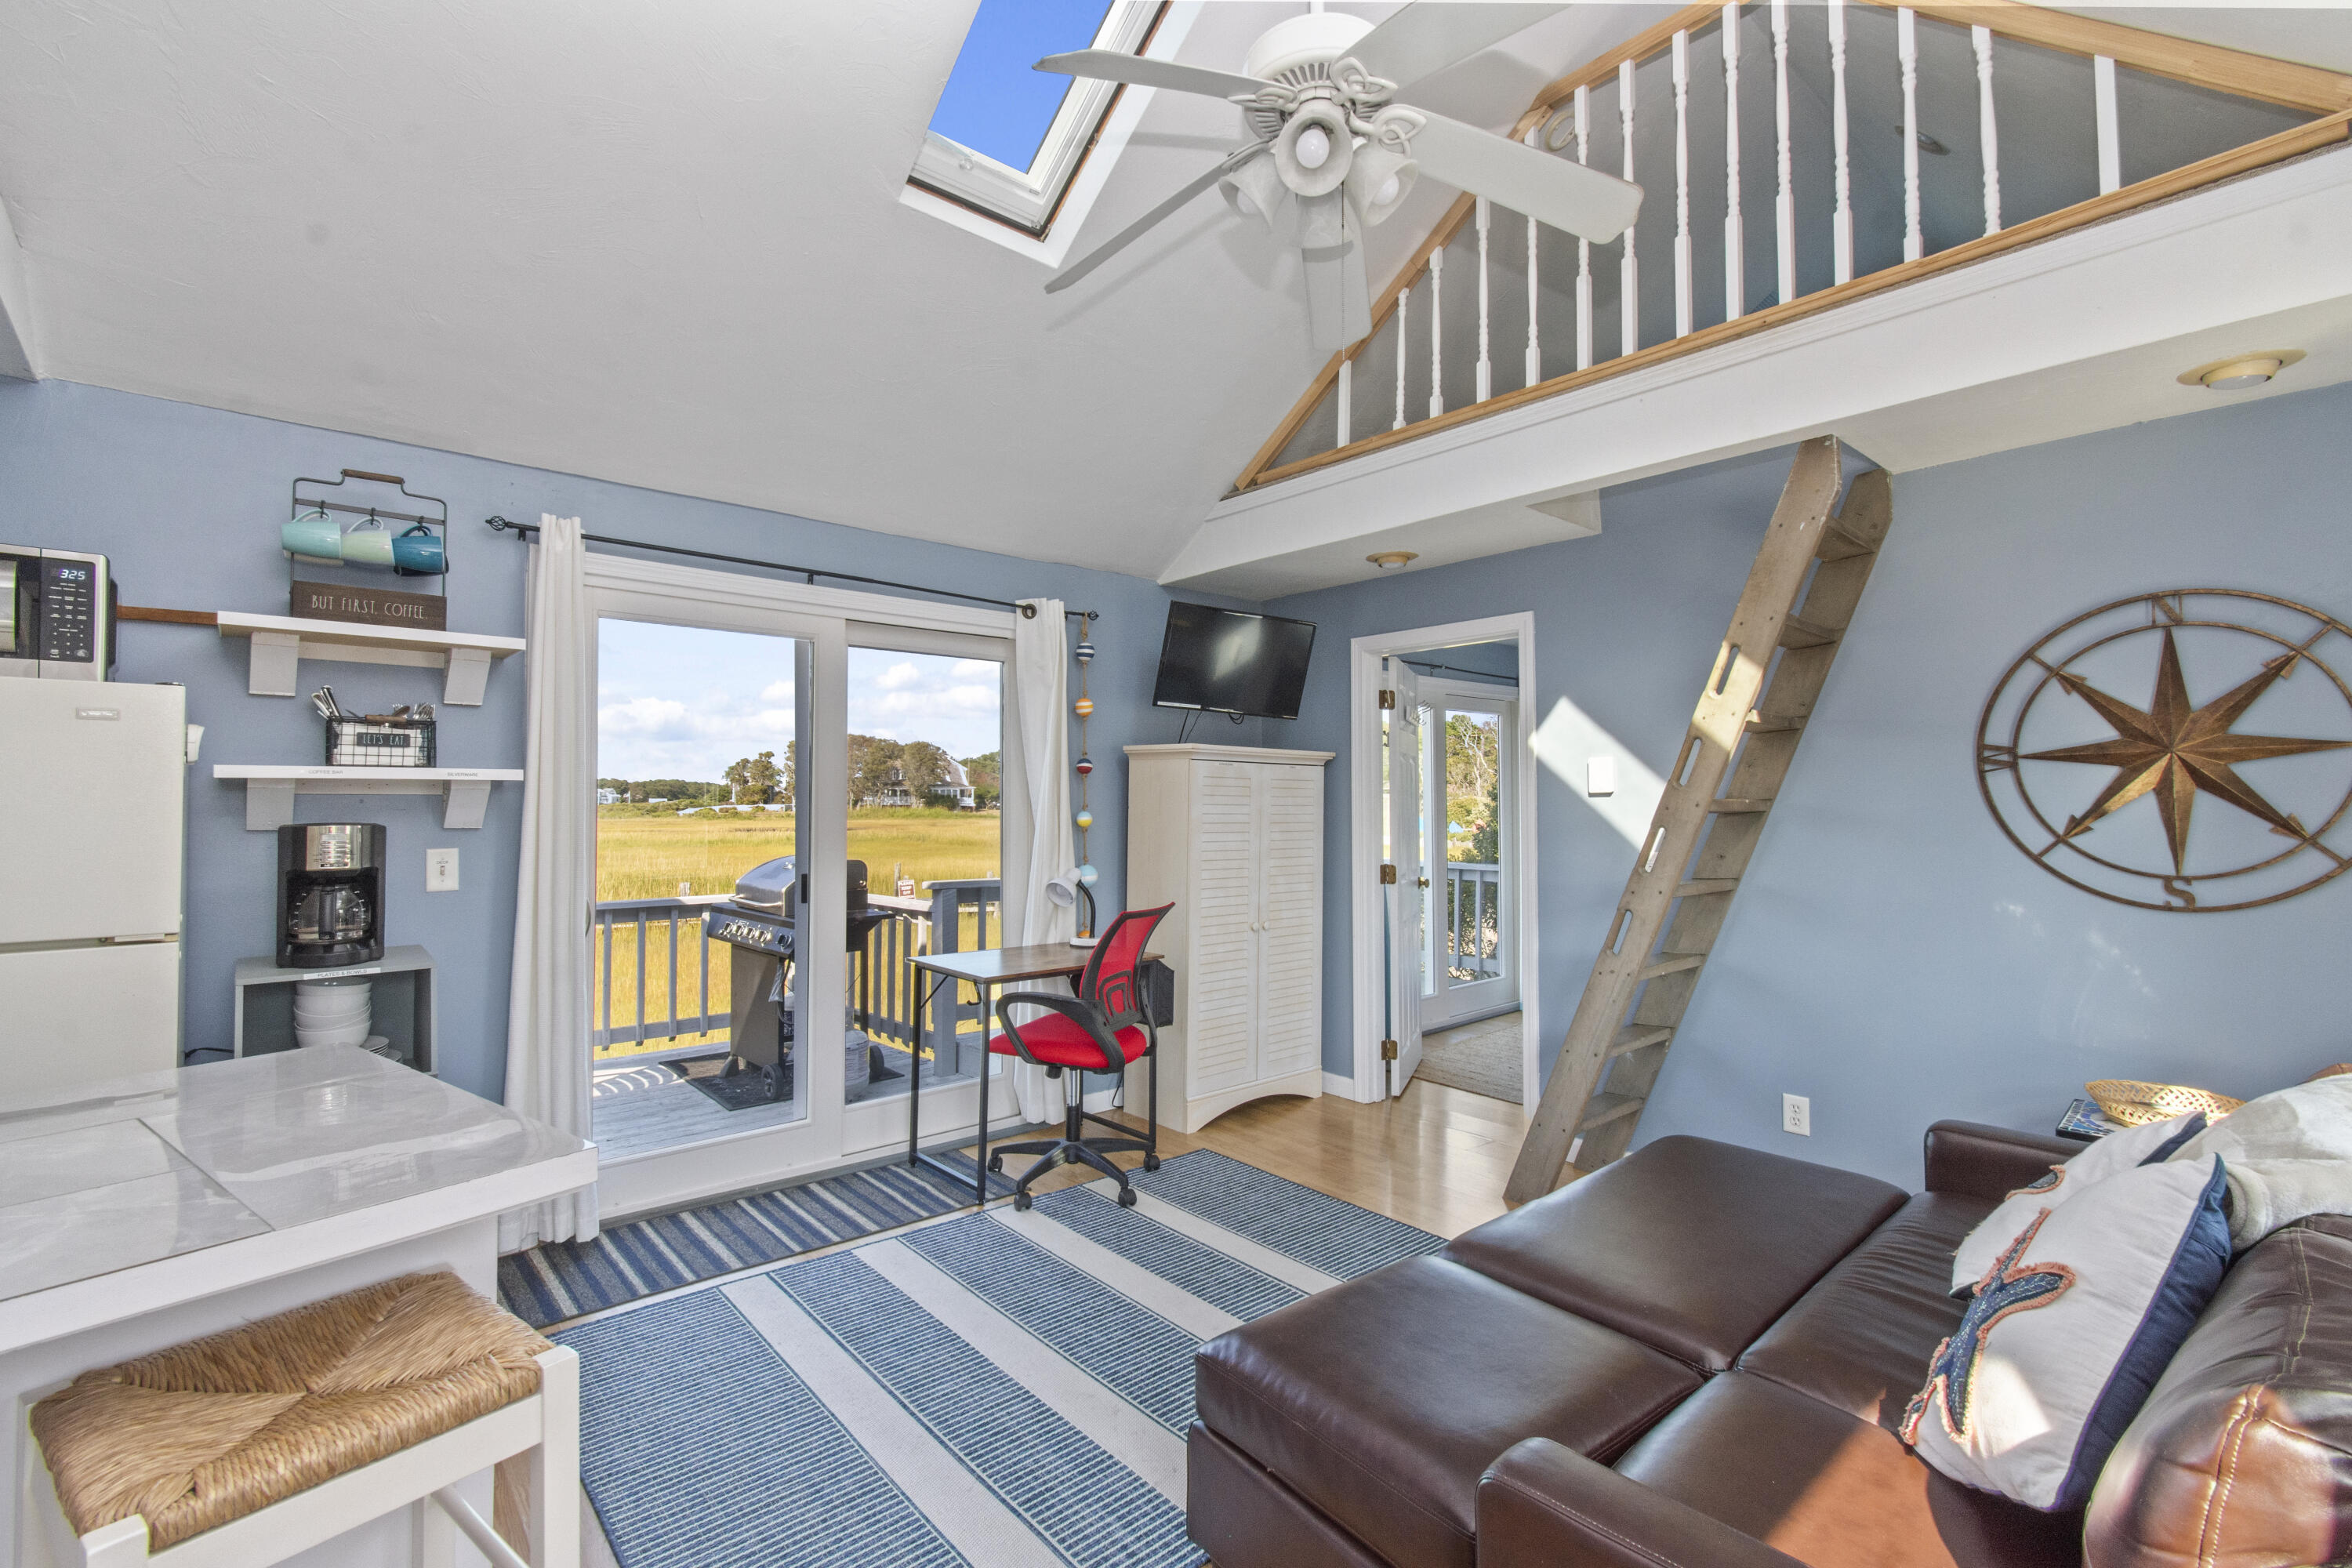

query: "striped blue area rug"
left=499, top=1153, right=1012, bottom=1328
left=555, top=1149, right=1443, bottom=1567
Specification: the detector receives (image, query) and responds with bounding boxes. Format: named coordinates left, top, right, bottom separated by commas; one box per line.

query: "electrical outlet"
left=1782, top=1093, right=1811, bottom=1136
left=426, top=847, right=459, bottom=893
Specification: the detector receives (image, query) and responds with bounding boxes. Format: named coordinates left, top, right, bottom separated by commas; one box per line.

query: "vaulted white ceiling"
left=2, top=4, right=2346, bottom=586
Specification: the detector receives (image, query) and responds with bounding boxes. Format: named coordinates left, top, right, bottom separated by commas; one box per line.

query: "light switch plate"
left=426, top=847, right=459, bottom=893
left=1586, top=756, right=1617, bottom=797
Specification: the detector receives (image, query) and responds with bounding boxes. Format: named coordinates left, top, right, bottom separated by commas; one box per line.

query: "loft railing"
left=1235, top=1, right=2352, bottom=493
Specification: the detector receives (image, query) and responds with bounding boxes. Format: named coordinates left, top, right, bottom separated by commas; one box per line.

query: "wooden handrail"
left=1233, top=2, right=2352, bottom=495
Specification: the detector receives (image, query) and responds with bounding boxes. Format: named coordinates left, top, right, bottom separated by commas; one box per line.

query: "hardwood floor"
left=957, top=1076, right=1532, bottom=1239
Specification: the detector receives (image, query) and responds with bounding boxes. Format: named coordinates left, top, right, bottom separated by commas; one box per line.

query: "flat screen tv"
left=1152, top=602, right=1316, bottom=721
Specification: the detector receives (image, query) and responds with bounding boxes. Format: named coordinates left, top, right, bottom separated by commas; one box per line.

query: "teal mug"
left=390, top=524, right=445, bottom=575
left=281, top=509, right=341, bottom=563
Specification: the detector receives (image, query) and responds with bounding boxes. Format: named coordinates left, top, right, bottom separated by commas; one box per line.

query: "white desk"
left=1, top=1047, right=595, bottom=1568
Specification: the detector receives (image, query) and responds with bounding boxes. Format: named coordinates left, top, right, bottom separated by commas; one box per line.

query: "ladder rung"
left=1746, top=714, right=1806, bottom=734
left=1675, top=878, right=1738, bottom=897
left=1607, top=1025, right=1674, bottom=1058
left=1577, top=1092, right=1648, bottom=1131
left=1709, top=797, right=1774, bottom=813
left=1637, top=952, right=1707, bottom=980
left=1778, top=614, right=1839, bottom=649
left=1817, top=520, right=1875, bottom=561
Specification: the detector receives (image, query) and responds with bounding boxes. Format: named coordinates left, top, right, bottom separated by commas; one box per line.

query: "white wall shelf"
left=213, top=765, right=524, bottom=832
left=216, top=612, right=524, bottom=706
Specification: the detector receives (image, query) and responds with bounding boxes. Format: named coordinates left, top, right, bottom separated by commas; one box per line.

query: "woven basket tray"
left=2086, top=1078, right=2245, bottom=1128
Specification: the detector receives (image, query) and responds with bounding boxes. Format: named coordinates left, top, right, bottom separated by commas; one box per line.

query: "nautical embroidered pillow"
left=1904, top=1154, right=2232, bottom=1512
left=1949, top=1111, right=2208, bottom=1294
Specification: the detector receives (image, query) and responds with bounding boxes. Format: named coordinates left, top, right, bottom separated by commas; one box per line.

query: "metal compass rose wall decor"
left=1976, top=590, right=2352, bottom=912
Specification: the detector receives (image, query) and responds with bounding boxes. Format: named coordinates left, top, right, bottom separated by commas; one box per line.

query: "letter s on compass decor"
left=1976, top=590, right=2352, bottom=913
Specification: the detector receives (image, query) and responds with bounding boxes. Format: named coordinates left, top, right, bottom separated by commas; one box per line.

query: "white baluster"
left=1475, top=197, right=1493, bottom=401
left=1620, top=59, right=1639, bottom=355
left=1900, top=8, right=1922, bottom=262
left=1428, top=245, right=1445, bottom=419
left=1575, top=85, right=1594, bottom=370
left=1773, top=0, right=1794, bottom=303
left=1673, top=30, right=1693, bottom=337
left=1975, top=24, right=2001, bottom=234
left=1393, top=288, right=1409, bottom=430
left=1830, top=0, right=1852, bottom=285
left=2094, top=53, right=2121, bottom=194
left=1526, top=131, right=1543, bottom=387
left=1337, top=355, right=1352, bottom=447
left=1723, top=2, right=1744, bottom=321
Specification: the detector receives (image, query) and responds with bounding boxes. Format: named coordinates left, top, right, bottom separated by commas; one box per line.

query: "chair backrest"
left=1079, top=904, right=1173, bottom=1031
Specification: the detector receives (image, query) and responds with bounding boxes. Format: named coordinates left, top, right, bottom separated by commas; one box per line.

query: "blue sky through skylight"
left=929, top=0, right=1115, bottom=171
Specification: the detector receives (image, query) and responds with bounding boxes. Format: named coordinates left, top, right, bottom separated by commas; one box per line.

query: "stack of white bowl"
left=293, top=977, right=372, bottom=1050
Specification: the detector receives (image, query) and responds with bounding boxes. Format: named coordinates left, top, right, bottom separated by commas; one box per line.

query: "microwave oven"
left=0, top=546, right=114, bottom=681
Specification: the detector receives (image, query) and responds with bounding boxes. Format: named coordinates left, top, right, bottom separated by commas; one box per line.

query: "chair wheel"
left=1142, top=1155, right=1161, bottom=1172
left=1013, top=1192, right=1033, bottom=1212
left=1117, top=1185, right=1138, bottom=1207
left=986, top=1155, right=1003, bottom=1174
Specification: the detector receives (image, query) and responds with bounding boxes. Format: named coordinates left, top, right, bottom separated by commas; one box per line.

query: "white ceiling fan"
left=1037, top=2, right=1645, bottom=350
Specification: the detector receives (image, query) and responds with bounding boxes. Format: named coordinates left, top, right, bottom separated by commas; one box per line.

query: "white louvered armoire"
left=1123, top=744, right=1333, bottom=1133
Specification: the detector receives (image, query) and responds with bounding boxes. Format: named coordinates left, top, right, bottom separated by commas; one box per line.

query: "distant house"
left=597, top=787, right=619, bottom=805
left=873, top=755, right=976, bottom=809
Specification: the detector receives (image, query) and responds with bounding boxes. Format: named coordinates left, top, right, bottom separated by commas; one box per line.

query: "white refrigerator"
left=0, top=680, right=187, bottom=1092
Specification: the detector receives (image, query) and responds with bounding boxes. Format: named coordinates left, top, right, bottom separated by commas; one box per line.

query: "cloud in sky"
left=596, top=619, right=1001, bottom=782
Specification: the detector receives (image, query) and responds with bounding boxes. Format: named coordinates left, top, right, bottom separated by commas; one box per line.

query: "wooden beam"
left=1240, top=108, right=2350, bottom=492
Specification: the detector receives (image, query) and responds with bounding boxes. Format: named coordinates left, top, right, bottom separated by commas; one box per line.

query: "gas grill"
left=700, top=857, right=895, bottom=1101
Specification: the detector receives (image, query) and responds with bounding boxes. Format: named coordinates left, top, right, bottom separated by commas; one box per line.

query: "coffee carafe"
left=277, top=823, right=387, bottom=968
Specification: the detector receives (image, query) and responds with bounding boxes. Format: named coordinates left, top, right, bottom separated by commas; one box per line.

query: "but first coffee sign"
left=292, top=579, right=448, bottom=631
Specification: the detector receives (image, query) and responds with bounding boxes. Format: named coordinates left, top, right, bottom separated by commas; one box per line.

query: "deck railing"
left=590, top=880, right=1004, bottom=1061
left=1236, top=1, right=2352, bottom=493
left=1442, top=862, right=1504, bottom=983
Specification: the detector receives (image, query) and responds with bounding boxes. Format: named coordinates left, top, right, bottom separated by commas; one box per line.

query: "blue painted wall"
left=0, top=379, right=1246, bottom=1102
left=1272, top=385, right=2352, bottom=1187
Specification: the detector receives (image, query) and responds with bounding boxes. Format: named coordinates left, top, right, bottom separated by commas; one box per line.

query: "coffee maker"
left=278, top=823, right=387, bottom=968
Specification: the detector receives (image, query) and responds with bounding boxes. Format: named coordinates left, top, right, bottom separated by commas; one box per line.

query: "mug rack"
left=290, top=469, right=450, bottom=595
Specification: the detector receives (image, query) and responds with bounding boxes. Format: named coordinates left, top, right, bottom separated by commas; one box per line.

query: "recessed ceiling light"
left=2178, top=350, right=2305, bottom=391
left=1367, top=550, right=1418, bottom=571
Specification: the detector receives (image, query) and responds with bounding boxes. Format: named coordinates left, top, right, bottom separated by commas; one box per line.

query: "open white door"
left=1385, top=660, right=1426, bottom=1097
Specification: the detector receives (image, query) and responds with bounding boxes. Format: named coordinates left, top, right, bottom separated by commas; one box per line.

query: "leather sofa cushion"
left=1614, top=1371, right=2082, bottom=1568
left=1195, top=1256, right=1700, bottom=1568
left=1442, top=1135, right=1908, bottom=1370
left=2086, top=1217, right=2352, bottom=1568
left=1187, top=1421, right=1391, bottom=1568
left=1739, top=1191, right=1991, bottom=1429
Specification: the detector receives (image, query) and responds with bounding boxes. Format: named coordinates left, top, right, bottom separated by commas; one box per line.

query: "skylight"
left=912, top=0, right=1163, bottom=236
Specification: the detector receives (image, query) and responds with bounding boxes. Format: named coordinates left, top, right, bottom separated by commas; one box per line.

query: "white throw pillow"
left=1903, top=1154, right=2233, bottom=1512
left=1948, top=1111, right=2207, bottom=1294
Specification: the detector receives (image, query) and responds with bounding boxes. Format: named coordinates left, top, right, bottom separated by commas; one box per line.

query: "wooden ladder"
left=1504, top=437, right=1893, bottom=1203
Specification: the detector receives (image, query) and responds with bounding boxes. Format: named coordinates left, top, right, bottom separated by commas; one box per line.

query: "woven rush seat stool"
left=29, top=1271, right=579, bottom=1568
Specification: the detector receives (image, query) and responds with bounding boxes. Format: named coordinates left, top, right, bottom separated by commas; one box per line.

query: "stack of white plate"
left=293, top=978, right=372, bottom=1050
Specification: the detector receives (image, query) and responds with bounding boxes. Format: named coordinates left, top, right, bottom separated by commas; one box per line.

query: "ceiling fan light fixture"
left=1276, top=100, right=1354, bottom=197
left=1367, top=550, right=1418, bottom=571
left=1345, top=143, right=1417, bottom=226
left=1219, top=153, right=1293, bottom=235
left=2177, top=349, right=2304, bottom=390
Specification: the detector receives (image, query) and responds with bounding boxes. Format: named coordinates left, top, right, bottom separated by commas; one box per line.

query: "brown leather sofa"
left=1187, top=1122, right=2352, bottom=1568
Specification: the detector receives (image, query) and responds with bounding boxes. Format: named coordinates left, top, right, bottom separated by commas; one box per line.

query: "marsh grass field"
left=593, top=807, right=1000, bottom=1059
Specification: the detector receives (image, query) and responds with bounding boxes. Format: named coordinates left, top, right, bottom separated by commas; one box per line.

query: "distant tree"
left=848, top=735, right=903, bottom=807
left=724, top=750, right=781, bottom=804
left=961, top=750, right=1001, bottom=810
left=898, top=741, right=951, bottom=802
left=780, top=740, right=796, bottom=807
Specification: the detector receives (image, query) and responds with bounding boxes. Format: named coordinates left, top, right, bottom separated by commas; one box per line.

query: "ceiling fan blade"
left=1406, top=111, right=1643, bottom=242
left=1348, top=3, right=1571, bottom=93
left=1045, top=143, right=1272, bottom=296
left=1034, top=49, right=1276, bottom=101
left=1299, top=193, right=1372, bottom=351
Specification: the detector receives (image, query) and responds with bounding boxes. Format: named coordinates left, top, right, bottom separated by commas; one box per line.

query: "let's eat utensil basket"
left=2085, top=1077, right=2245, bottom=1127
left=326, top=717, right=436, bottom=768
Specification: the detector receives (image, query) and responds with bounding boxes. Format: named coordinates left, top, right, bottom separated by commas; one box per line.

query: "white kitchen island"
left=1, top=1046, right=596, bottom=1568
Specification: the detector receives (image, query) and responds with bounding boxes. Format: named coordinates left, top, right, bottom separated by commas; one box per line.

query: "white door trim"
left=1346, top=613, right=1539, bottom=1107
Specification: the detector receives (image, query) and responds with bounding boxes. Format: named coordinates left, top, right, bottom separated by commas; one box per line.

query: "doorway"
left=1350, top=615, right=1538, bottom=1109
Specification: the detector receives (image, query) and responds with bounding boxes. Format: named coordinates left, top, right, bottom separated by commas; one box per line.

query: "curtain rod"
left=482, top=517, right=1097, bottom=622
left=1401, top=657, right=1518, bottom=684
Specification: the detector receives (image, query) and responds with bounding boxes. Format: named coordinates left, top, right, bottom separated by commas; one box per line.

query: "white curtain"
left=500, top=514, right=600, bottom=1253
left=1004, top=597, right=1076, bottom=1123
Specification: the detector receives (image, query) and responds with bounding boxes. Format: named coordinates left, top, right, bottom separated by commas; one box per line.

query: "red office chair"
left=977, top=903, right=1173, bottom=1211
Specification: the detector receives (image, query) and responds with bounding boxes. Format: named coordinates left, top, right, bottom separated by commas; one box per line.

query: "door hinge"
left=1380, top=863, right=1397, bottom=885
left=1380, top=1039, right=1399, bottom=1061
left=1378, top=689, right=1396, bottom=710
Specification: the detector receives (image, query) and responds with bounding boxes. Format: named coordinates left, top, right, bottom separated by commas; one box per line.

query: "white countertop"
left=0, top=1047, right=594, bottom=1352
